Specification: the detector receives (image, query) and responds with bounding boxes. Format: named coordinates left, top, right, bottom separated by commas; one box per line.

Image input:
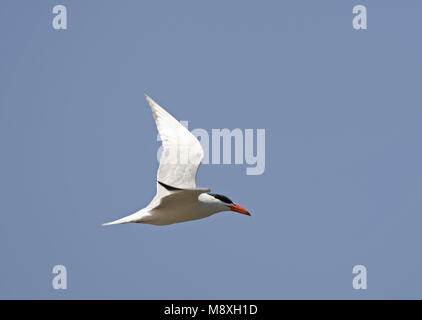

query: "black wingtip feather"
left=158, top=181, right=183, bottom=191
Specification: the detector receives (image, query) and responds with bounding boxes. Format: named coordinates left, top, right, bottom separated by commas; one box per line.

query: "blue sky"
left=1, top=0, right=422, bottom=299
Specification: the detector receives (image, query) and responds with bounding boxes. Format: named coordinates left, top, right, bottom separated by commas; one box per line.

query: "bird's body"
left=103, top=95, right=250, bottom=226
left=104, top=184, right=218, bottom=226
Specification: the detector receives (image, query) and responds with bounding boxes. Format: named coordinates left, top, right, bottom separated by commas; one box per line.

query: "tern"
left=103, top=95, right=250, bottom=226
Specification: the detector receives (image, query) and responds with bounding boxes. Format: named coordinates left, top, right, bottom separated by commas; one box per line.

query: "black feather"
left=158, top=181, right=183, bottom=191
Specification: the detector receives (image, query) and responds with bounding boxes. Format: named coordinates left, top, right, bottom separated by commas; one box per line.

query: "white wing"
left=102, top=96, right=207, bottom=224
left=145, top=94, right=204, bottom=189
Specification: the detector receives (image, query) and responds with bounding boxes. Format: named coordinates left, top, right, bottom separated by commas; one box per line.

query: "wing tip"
left=144, top=93, right=152, bottom=102
left=144, top=94, right=158, bottom=110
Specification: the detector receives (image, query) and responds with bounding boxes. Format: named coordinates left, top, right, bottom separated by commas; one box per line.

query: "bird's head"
left=200, top=193, right=251, bottom=216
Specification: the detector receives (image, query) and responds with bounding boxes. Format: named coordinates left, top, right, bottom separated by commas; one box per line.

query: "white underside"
left=103, top=201, right=218, bottom=226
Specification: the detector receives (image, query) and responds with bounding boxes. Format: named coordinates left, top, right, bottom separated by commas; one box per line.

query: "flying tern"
left=103, top=95, right=250, bottom=226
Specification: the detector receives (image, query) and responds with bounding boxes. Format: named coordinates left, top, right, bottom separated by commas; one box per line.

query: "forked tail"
left=102, top=209, right=148, bottom=226
left=102, top=217, right=131, bottom=226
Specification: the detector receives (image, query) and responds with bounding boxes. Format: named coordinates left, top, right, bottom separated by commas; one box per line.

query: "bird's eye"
left=209, top=193, right=233, bottom=204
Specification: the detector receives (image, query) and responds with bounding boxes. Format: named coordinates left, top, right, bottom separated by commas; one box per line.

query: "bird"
left=102, top=95, right=250, bottom=226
